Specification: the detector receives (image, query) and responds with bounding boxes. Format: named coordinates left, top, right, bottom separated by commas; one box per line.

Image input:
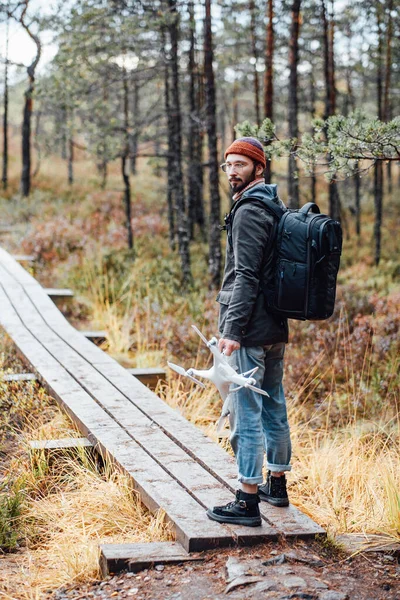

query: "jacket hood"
left=241, top=183, right=286, bottom=211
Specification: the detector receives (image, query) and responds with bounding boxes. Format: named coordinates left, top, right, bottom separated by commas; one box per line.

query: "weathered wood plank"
left=29, top=437, right=93, bottom=450
left=336, top=534, right=400, bottom=555
left=81, top=331, right=107, bottom=345
left=99, top=542, right=201, bottom=576
left=128, top=367, right=166, bottom=389
left=3, top=372, right=36, bottom=382
left=44, top=288, right=74, bottom=299
left=12, top=255, right=35, bottom=262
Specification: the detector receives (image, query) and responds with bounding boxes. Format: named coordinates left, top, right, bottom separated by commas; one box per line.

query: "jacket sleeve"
left=221, top=204, right=273, bottom=342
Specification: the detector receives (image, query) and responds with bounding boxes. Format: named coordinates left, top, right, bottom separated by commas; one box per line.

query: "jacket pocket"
left=216, top=290, right=232, bottom=305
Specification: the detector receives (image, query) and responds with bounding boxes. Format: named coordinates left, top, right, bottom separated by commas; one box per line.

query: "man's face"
left=225, top=153, right=261, bottom=194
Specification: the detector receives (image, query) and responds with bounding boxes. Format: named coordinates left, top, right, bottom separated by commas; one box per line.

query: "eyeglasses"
left=220, top=162, right=249, bottom=173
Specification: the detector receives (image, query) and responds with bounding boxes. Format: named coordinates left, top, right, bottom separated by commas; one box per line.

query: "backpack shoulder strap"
left=230, top=196, right=286, bottom=222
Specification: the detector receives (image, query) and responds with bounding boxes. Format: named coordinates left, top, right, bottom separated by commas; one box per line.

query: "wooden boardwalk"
left=0, top=247, right=324, bottom=552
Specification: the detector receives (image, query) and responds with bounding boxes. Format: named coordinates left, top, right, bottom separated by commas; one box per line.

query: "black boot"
left=258, top=471, right=289, bottom=507
left=206, top=490, right=262, bottom=527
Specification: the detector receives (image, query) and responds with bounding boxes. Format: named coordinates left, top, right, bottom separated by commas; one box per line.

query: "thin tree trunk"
left=264, top=0, right=274, bottom=183
left=232, top=78, right=239, bottom=141
left=309, top=70, right=317, bottom=204
left=162, top=28, right=176, bottom=251
left=249, top=0, right=260, bottom=127
left=354, top=163, right=361, bottom=238
left=187, top=1, right=204, bottom=240
left=167, top=0, right=191, bottom=286
left=204, top=0, right=221, bottom=289
left=383, top=0, right=393, bottom=195
left=321, top=0, right=340, bottom=220
left=32, top=109, right=41, bottom=179
left=374, top=5, right=384, bottom=265
left=68, top=137, right=74, bottom=185
left=2, top=12, right=9, bottom=190
left=60, top=105, right=67, bottom=159
left=20, top=2, right=41, bottom=197
left=287, top=0, right=301, bottom=209
left=130, top=76, right=139, bottom=175
left=122, top=65, right=133, bottom=251
left=195, top=64, right=205, bottom=237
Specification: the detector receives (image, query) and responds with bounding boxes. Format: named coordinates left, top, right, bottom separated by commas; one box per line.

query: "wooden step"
left=128, top=367, right=166, bottom=389
left=29, top=437, right=93, bottom=451
left=44, top=288, right=74, bottom=300
left=3, top=372, right=37, bottom=382
left=12, top=255, right=35, bottom=262
left=81, top=330, right=107, bottom=345
left=99, top=541, right=202, bottom=577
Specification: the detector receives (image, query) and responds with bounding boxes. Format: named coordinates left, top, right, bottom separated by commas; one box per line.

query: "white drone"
left=168, top=325, right=269, bottom=431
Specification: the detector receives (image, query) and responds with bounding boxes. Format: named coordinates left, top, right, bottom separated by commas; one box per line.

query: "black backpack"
left=231, top=199, right=342, bottom=321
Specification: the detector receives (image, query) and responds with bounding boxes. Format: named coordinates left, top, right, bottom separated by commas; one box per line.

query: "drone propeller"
left=191, top=325, right=210, bottom=346
left=229, top=383, right=270, bottom=397
left=167, top=362, right=206, bottom=388
left=240, top=366, right=259, bottom=377
left=244, top=383, right=270, bottom=396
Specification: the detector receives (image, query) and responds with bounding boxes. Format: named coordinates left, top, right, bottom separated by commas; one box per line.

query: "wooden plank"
left=12, top=255, right=35, bottom=262
left=99, top=542, right=201, bottom=576
left=44, top=288, right=74, bottom=299
left=0, top=249, right=324, bottom=541
left=81, top=331, right=107, bottom=345
left=3, top=372, right=36, bottom=382
left=336, top=534, right=400, bottom=555
left=29, top=437, right=93, bottom=450
left=128, top=367, right=166, bottom=389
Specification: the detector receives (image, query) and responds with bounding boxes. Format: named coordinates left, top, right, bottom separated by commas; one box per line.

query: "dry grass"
left=0, top=337, right=173, bottom=600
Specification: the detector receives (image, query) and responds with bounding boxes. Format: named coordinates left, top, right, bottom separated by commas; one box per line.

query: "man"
left=206, top=137, right=291, bottom=528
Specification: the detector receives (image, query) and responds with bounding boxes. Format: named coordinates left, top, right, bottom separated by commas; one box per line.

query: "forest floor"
left=50, top=542, right=400, bottom=600
left=0, top=157, right=399, bottom=599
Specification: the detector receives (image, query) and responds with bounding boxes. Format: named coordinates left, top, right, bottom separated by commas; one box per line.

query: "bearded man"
left=206, top=137, right=291, bottom=527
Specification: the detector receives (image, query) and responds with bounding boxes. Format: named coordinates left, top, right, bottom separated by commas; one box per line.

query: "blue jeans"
left=227, top=343, right=292, bottom=484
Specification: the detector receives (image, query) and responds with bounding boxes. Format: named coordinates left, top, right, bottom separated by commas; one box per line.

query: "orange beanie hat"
left=224, top=137, right=266, bottom=168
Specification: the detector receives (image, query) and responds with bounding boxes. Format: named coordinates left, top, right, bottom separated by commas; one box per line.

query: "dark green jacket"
left=217, top=183, right=289, bottom=347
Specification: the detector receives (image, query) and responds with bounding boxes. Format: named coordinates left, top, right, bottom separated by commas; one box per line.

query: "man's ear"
left=255, top=162, right=264, bottom=177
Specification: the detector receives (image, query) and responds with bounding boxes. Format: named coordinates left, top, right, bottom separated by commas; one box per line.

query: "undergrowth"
left=0, top=159, right=399, bottom=596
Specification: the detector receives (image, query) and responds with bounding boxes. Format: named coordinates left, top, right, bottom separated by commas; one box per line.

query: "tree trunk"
left=321, top=0, right=340, bottom=220
left=68, top=137, right=74, bottom=185
left=167, top=0, right=192, bottom=286
left=2, top=13, right=9, bottom=190
left=309, top=70, right=317, bottom=204
left=187, top=1, right=205, bottom=240
left=122, top=66, right=133, bottom=251
left=354, top=164, right=361, bottom=238
left=383, top=0, right=393, bottom=196
left=374, top=4, right=384, bottom=265
left=287, top=0, right=301, bottom=209
left=249, top=0, right=260, bottom=126
left=21, top=81, right=33, bottom=197
left=162, top=28, right=176, bottom=251
left=122, top=155, right=133, bottom=250
left=204, top=0, right=221, bottom=289
left=130, top=76, right=139, bottom=175
left=263, top=0, right=274, bottom=183
left=60, top=105, right=67, bottom=160
left=20, top=4, right=41, bottom=197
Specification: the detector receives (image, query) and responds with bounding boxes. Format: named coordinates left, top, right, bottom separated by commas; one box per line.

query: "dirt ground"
left=50, top=539, right=400, bottom=600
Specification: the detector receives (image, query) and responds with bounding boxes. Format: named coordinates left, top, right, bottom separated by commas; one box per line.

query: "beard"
left=229, top=164, right=258, bottom=194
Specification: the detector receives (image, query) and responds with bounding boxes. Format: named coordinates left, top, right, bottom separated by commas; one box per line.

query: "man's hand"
left=218, top=338, right=241, bottom=356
